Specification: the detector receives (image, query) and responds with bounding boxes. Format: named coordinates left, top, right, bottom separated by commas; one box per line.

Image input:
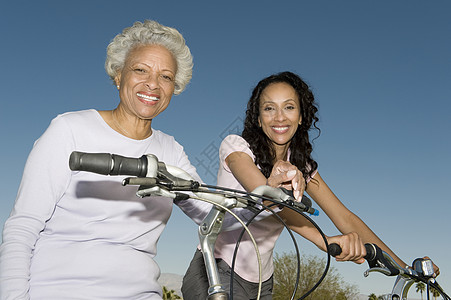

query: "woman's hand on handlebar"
left=327, top=232, right=366, bottom=264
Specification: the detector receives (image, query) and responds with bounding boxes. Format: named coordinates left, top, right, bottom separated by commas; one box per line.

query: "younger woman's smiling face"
left=258, top=82, right=302, bottom=153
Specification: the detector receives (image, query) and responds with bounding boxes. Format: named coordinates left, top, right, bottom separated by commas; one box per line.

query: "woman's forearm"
left=278, top=208, right=328, bottom=251
left=337, top=212, right=407, bottom=267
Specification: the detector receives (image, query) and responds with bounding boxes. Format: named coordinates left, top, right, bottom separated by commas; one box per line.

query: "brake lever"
left=278, top=187, right=319, bottom=216
left=123, top=170, right=199, bottom=193
left=157, top=163, right=198, bottom=190
left=364, top=244, right=402, bottom=277
left=122, top=177, right=158, bottom=186
left=364, top=267, right=397, bottom=277
left=135, top=186, right=175, bottom=198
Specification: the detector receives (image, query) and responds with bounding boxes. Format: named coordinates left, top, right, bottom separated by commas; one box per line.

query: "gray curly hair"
left=105, top=20, right=193, bottom=95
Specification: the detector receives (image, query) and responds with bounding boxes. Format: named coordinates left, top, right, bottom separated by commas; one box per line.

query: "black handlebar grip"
left=69, top=152, right=114, bottom=175
left=327, top=243, right=342, bottom=257
left=69, top=151, right=148, bottom=177
left=328, top=243, right=378, bottom=261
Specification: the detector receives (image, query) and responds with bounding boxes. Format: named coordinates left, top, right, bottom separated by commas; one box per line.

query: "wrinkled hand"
left=266, top=161, right=305, bottom=201
left=327, top=232, right=366, bottom=264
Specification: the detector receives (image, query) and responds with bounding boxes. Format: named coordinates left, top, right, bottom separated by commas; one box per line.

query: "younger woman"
left=182, top=71, right=438, bottom=300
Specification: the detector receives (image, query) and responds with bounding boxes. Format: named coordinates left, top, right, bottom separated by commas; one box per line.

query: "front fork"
left=378, top=275, right=414, bottom=300
left=199, top=207, right=229, bottom=300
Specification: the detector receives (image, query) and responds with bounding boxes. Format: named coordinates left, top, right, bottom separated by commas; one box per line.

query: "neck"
left=111, top=109, right=152, bottom=140
left=273, top=143, right=290, bottom=162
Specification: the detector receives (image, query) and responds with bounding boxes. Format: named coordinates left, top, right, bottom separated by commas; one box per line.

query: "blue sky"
left=1, top=0, right=450, bottom=296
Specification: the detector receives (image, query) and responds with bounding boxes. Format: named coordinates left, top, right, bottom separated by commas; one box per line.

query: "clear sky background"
left=1, top=0, right=450, bottom=297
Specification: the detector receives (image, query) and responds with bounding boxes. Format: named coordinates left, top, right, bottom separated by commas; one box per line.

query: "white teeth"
left=272, top=126, right=288, bottom=132
left=137, top=93, right=159, bottom=101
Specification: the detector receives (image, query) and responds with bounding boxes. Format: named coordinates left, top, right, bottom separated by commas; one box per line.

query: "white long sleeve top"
left=0, top=110, right=211, bottom=300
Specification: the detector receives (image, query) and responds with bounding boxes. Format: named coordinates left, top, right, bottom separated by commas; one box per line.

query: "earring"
left=116, top=85, right=120, bottom=90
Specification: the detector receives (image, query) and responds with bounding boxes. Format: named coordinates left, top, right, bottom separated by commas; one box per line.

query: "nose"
left=145, top=72, right=160, bottom=90
left=274, top=108, right=287, bottom=121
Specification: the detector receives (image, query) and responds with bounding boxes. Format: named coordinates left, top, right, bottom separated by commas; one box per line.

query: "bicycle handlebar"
left=68, top=151, right=449, bottom=300
left=328, top=242, right=399, bottom=275
left=69, top=151, right=319, bottom=215
left=69, top=151, right=319, bottom=300
left=69, top=151, right=150, bottom=177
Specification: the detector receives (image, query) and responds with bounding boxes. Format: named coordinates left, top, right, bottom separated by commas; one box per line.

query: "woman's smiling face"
left=258, top=82, right=302, bottom=150
left=115, top=44, right=177, bottom=120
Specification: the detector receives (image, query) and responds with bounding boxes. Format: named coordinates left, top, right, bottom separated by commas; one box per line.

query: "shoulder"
left=220, top=134, right=250, bottom=154
left=150, top=129, right=181, bottom=148
left=38, top=110, right=96, bottom=138
left=49, top=109, right=100, bottom=129
left=54, top=109, right=98, bottom=121
left=149, top=129, right=201, bottom=181
left=219, top=134, right=255, bottom=165
left=149, top=129, right=187, bottom=159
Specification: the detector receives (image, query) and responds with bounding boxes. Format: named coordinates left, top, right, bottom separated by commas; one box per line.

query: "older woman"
left=0, top=20, right=211, bottom=300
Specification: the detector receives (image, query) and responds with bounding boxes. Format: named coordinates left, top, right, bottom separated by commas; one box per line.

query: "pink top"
left=214, top=134, right=315, bottom=282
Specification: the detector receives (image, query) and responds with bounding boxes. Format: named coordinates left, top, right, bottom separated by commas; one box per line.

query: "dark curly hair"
left=241, top=71, right=320, bottom=181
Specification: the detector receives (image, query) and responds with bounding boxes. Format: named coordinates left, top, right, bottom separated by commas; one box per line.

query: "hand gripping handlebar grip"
left=327, top=243, right=377, bottom=261
left=69, top=151, right=148, bottom=177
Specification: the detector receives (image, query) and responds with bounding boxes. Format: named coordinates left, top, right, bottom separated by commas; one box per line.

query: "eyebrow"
left=132, top=62, right=176, bottom=75
left=261, top=98, right=297, bottom=104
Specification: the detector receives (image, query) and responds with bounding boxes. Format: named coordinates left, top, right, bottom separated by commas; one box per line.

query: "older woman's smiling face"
left=115, top=44, right=177, bottom=120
